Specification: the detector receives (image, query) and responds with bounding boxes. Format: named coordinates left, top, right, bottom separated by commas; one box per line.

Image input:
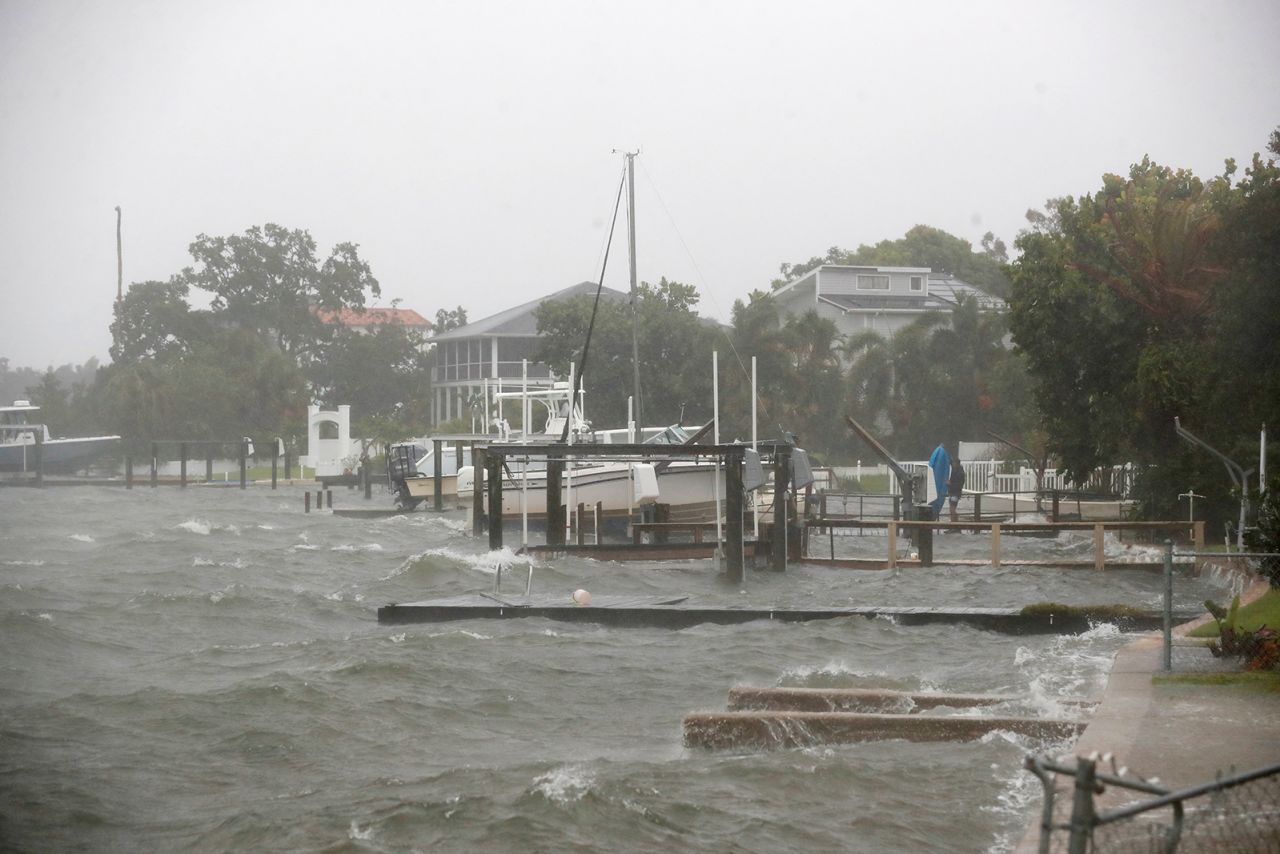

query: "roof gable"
left=432, top=281, right=630, bottom=340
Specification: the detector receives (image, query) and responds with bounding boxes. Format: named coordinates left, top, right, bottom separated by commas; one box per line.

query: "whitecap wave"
left=177, top=519, right=212, bottom=535
left=533, top=764, right=594, bottom=804
left=329, top=543, right=384, bottom=553
left=68, top=533, right=94, bottom=543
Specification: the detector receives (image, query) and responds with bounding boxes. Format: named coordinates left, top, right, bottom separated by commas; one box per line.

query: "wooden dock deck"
left=376, top=595, right=1195, bottom=634
left=682, top=684, right=1090, bottom=749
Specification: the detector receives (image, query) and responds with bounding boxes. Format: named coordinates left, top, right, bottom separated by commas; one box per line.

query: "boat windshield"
left=643, top=425, right=692, bottom=445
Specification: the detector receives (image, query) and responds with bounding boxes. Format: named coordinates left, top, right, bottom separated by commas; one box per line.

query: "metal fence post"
left=1163, top=539, right=1174, bottom=672
left=1067, top=758, right=1097, bottom=854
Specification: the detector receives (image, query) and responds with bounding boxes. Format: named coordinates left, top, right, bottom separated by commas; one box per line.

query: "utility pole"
left=115, top=205, right=123, bottom=302
left=625, top=150, right=642, bottom=430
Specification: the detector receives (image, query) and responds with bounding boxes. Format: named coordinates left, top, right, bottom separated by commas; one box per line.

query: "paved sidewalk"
left=1015, top=581, right=1280, bottom=851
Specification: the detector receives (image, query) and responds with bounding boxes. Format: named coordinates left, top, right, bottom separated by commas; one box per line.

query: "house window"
left=856, top=274, right=890, bottom=291
left=909, top=275, right=924, bottom=292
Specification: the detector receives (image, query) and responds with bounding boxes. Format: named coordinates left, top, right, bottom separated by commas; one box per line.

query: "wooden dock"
left=683, top=685, right=1089, bottom=749
left=724, top=686, right=1095, bottom=713
left=681, top=710, right=1086, bottom=749
left=376, top=594, right=1196, bottom=634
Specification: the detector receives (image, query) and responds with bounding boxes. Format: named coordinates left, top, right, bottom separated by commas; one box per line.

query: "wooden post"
left=887, top=522, right=897, bottom=569
left=1094, top=523, right=1106, bottom=571
left=304, top=491, right=311, bottom=513
left=456, top=442, right=464, bottom=471
left=546, top=453, right=564, bottom=546
left=363, top=462, right=372, bottom=499
left=1193, top=520, right=1205, bottom=551
left=725, top=446, right=744, bottom=583
left=1051, top=491, right=1060, bottom=522
left=653, top=503, right=670, bottom=543
left=206, top=448, right=213, bottom=484
left=594, top=500, right=603, bottom=545
left=271, top=452, right=278, bottom=490
left=151, top=442, right=158, bottom=488
left=893, top=495, right=901, bottom=521
left=991, top=523, right=1002, bottom=568
left=125, top=456, right=133, bottom=489
left=179, top=442, right=188, bottom=488
left=973, top=493, right=982, bottom=521
left=432, top=438, right=444, bottom=512
left=33, top=431, right=43, bottom=487
left=283, top=447, right=291, bottom=481
left=239, top=440, right=247, bottom=489
left=576, top=502, right=586, bottom=546
left=487, top=455, right=504, bottom=551
left=830, top=527, right=835, bottom=560
left=326, top=489, right=333, bottom=509
left=472, top=446, right=487, bottom=537
left=918, top=522, right=933, bottom=567
left=771, top=445, right=792, bottom=572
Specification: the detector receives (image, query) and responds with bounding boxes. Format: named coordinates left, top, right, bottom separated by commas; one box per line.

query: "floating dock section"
left=683, top=686, right=1088, bottom=750
left=682, top=709, right=1085, bottom=750
left=376, top=595, right=1195, bottom=634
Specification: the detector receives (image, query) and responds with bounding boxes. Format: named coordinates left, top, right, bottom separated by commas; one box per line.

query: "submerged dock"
left=376, top=594, right=1195, bottom=634
left=682, top=685, right=1089, bottom=750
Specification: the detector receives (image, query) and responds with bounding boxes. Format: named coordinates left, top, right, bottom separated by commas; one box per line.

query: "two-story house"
left=430, top=281, right=629, bottom=425
left=771, top=264, right=1005, bottom=348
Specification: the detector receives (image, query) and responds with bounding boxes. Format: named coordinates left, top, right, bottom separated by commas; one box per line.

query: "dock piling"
left=725, top=446, right=744, bottom=583
left=179, top=442, right=187, bottom=487
left=432, top=438, right=444, bottom=511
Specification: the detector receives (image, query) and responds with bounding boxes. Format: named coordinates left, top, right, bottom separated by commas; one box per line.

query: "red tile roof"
left=314, top=307, right=432, bottom=329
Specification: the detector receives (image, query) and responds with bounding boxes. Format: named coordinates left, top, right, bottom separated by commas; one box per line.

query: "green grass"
left=1153, top=671, right=1280, bottom=691
left=1188, top=589, right=1280, bottom=638
left=842, top=474, right=891, bottom=493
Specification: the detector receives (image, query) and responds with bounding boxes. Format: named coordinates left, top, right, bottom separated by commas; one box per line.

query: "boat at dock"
left=0, top=400, right=120, bottom=474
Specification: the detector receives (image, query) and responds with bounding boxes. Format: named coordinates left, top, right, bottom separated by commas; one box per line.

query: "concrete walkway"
left=1015, top=580, right=1280, bottom=851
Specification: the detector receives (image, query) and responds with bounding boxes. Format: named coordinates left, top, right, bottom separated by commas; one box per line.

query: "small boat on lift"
left=0, top=400, right=120, bottom=473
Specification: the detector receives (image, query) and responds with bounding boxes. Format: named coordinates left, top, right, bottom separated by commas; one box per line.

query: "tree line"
left=11, top=129, right=1278, bottom=532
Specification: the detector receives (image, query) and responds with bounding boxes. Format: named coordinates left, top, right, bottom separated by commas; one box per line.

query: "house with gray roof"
left=771, top=264, right=1005, bottom=352
left=430, top=281, right=629, bottom=425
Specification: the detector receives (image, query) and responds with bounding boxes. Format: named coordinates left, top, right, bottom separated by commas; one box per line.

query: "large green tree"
left=1008, top=139, right=1280, bottom=522
left=177, top=223, right=380, bottom=364
left=533, top=279, right=718, bottom=429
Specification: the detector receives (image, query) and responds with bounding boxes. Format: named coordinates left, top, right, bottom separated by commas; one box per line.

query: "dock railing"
left=803, top=519, right=1204, bottom=571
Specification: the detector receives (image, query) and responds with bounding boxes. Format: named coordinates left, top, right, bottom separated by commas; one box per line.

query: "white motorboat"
left=0, top=400, right=120, bottom=473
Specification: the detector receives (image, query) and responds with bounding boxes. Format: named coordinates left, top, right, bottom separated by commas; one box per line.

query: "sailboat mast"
left=626, top=151, right=643, bottom=429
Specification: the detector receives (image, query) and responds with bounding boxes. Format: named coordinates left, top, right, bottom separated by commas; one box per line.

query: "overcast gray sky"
left=2, top=0, right=1277, bottom=369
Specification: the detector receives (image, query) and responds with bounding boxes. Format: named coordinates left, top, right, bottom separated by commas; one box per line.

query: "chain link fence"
left=1026, top=754, right=1280, bottom=852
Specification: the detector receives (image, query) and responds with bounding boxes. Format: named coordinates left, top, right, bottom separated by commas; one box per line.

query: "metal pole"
left=1066, top=759, right=1097, bottom=854
left=1163, top=539, right=1174, bottom=672
left=712, top=350, right=722, bottom=562
left=115, top=205, right=123, bottom=302
left=751, top=355, right=759, bottom=543
left=626, top=151, right=642, bottom=430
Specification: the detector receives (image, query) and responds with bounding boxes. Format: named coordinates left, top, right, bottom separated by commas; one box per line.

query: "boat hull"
left=0, top=436, right=120, bottom=473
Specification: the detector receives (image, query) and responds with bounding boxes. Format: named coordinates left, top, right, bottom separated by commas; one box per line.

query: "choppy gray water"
left=0, top=486, right=1227, bottom=852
